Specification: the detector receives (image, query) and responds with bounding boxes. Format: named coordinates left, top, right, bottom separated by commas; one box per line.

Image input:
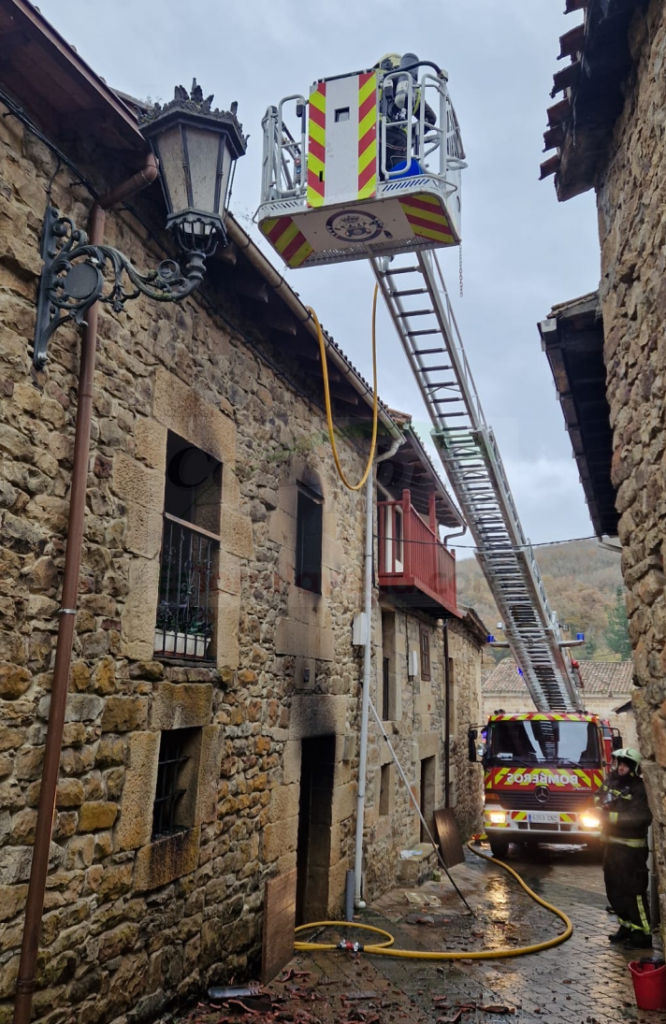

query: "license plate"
left=528, top=812, right=560, bottom=824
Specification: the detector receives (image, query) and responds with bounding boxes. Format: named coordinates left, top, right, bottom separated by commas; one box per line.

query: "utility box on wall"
left=352, top=612, right=368, bottom=646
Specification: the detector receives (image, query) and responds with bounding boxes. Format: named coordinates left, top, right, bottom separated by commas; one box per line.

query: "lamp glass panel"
left=185, top=127, right=224, bottom=214
left=155, top=126, right=189, bottom=213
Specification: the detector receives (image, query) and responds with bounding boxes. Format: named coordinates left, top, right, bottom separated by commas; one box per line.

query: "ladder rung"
left=392, top=288, right=429, bottom=297
left=426, top=382, right=457, bottom=389
left=397, top=309, right=434, bottom=318
left=413, top=345, right=445, bottom=353
left=417, top=365, right=451, bottom=372
left=432, top=397, right=463, bottom=404
left=384, top=265, right=420, bottom=275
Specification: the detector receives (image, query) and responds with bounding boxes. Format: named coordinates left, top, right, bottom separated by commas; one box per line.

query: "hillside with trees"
left=456, top=539, right=630, bottom=662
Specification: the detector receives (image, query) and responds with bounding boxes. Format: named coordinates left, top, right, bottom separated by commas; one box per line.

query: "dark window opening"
left=152, top=728, right=198, bottom=839
left=335, top=107, right=350, bottom=122
left=420, top=625, right=431, bottom=681
left=155, top=432, right=221, bottom=661
left=164, top=432, right=222, bottom=533
left=379, top=764, right=391, bottom=816
left=382, top=657, right=390, bottom=721
left=296, top=483, right=323, bottom=594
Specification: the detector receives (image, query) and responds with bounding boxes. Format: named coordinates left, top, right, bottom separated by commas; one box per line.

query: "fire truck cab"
left=479, top=712, right=608, bottom=859
left=256, top=59, right=466, bottom=269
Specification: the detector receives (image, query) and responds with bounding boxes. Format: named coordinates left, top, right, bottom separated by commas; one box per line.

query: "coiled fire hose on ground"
left=294, top=840, right=573, bottom=960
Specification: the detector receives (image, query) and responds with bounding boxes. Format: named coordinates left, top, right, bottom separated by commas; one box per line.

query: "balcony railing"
left=154, top=513, right=218, bottom=662
left=378, top=490, right=458, bottom=615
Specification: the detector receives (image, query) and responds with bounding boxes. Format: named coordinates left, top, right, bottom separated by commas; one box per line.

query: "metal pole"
left=353, top=467, right=375, bottom=909
left=444, top=620, right=451, bottom=808
left=353, top=437, right=403, bottom=908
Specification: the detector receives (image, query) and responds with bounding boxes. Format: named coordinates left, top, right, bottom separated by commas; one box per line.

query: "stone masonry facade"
left=0, top=87, right=484, bottom=1024
left=582, top=0, right=666, bottom=940
left=363, top=612, right=484, bottom=899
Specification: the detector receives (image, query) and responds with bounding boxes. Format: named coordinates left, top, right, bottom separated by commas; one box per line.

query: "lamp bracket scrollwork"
left=33, top=205, right=208, bottom=368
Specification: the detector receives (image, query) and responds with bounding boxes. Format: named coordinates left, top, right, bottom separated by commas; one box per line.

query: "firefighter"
left=593, top=747, right=652, bottom=949
left=374, top=53, right=437, bottom=172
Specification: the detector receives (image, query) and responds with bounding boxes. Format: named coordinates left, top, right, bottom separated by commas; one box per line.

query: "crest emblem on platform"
left=326, top=210, right=384, bottom=242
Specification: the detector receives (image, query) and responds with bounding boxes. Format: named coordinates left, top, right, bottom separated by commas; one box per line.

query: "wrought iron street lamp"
left=32, top=80, right=246, bottom=367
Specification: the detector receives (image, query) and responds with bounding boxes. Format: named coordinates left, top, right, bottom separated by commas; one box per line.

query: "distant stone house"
left=0, top=4, right=485, bottom=1022
left=482, top=660, right=637, bottom=747
left=539, top=0, right=666, bottom=934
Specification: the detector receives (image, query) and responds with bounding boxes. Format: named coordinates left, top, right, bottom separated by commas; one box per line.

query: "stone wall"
left=362, top=610, right=484, bottom=898
left=594, top=0, right=666, bottom=936
left=0, top=103, right=485, bottom=1022
left=0, top=108, right=369, bottom=1023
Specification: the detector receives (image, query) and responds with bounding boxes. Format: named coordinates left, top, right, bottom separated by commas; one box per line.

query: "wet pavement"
left=183, top=843, right=665, bottom=1024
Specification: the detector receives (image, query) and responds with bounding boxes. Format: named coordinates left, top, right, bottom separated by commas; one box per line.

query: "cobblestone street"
left=187, top=845, right=664, bottom=1024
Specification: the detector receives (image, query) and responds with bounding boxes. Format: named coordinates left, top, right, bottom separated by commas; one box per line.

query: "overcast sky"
left=36, top=0, right=603, bottom=556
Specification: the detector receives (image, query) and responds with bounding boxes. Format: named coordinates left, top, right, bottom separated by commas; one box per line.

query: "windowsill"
left=155, top=655, right=217, bottom=668
left=134, top=825, right=201, bottom=892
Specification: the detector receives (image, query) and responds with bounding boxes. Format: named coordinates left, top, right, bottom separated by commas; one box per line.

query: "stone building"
left=539, top=0, right=666, bottom=935
left=482, top=660, right=637, bottom=747
left=0, top=4, right=485, bottom=1022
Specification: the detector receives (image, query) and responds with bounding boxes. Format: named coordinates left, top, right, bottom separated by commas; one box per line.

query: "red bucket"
left=629, top=958, right=666, bottom=1011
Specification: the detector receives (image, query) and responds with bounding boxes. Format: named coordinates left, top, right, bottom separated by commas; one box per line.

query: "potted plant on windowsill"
left=154, top=606, right=213, bottom=659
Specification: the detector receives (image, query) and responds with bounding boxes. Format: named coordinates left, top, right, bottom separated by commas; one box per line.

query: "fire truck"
left=479, top=711, right=619, bottom=859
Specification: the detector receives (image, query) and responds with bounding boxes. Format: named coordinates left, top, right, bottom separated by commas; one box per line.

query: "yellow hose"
left=294, top=841, right=573, bottom=960
left=306, top=284, right=379, bottom=491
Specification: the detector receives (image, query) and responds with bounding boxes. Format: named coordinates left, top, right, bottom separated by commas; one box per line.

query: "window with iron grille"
left=295, top=482, right=323, bottom=594
left=420, top=625, right=431, bottom=681
left=152, top=727, right=199, bottom=839
left=155, top=432, right=221, bottom=661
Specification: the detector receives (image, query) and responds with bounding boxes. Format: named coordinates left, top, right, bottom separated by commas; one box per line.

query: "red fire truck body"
left=482, top=711, right=609, bottom=858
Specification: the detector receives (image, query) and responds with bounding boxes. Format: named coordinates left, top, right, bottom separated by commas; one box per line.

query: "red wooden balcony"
left=378, top=490, right=459, bottom=616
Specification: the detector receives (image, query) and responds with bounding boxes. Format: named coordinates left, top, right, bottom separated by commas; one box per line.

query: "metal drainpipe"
left=354, top=437, right=403, bottom=909
left=13, top=153, right=159, bottom=1024
left=443, top=619, right=451, bottom=808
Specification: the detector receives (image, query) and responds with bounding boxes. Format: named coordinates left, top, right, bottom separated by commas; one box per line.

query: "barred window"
left=152, top=728, right=198, bottom=839
left=420, top=625, right=431, bottom=681
left=154, top=432, right=221, bottom=661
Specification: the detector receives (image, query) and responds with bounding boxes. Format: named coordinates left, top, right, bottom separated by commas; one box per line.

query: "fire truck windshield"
left=488, top=720, right=600, bottom=767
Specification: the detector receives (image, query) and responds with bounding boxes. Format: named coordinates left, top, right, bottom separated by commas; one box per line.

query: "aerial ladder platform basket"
left=256, top=60, right=584, bottom=714
left=256, top=63, right=465, bottom=269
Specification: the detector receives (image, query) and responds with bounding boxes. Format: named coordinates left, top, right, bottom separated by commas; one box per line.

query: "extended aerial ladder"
left=256, top=56, right=584, bottom=713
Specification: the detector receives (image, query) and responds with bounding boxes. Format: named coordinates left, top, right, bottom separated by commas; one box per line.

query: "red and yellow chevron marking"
left=307, top=82, right=326, bottom=208
left=259, top=216, right=313, bottom=269
left=486, top=766, right=598, bottom=790
left=400, top=193, right=454, bottom=245
left=511, top=811, right=528, bottom=822
left=560, top=813, right=575, bottom=823
left=358, top=72, right=377, bottom=200
left=489, top=712, right=597, bottom=723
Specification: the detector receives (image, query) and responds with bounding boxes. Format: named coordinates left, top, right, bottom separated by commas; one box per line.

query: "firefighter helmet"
left=374, top=53, right=401, bottom=72
left=614, top=747, right=642, bottom=767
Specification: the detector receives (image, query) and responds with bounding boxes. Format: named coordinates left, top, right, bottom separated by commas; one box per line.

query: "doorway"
left=420, top=755, right=436, bottom=841
left=296, top=735, right=336, bottom=925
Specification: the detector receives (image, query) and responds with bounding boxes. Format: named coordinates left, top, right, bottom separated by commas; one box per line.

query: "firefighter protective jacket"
left=593, top=770, right=652, bottom=847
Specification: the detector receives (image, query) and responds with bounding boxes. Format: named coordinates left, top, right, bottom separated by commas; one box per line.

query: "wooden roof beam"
left=547, top=97, right=572, bottom=126
left=551, top=60, right=581, bottom=97
left=540, top=155, right=560, bottom=180
left=558, top=22, right=586, bottom=59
